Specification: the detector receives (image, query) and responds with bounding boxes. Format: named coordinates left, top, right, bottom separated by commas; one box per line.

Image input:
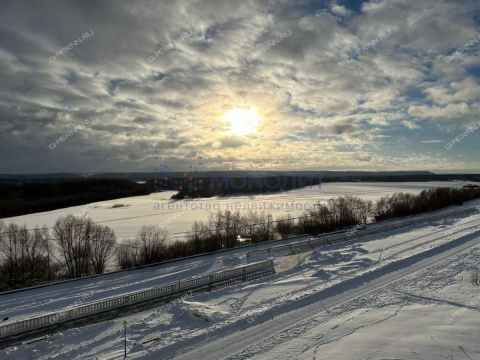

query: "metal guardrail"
left=246, top=207, right=478, bottom=258
left=0, top=260, right=275, bottom=340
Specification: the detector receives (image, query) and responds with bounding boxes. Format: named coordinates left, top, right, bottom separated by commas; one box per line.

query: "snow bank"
left=181, top=301, right=227, bottom=322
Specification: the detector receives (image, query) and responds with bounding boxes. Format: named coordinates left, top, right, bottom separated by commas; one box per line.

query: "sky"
left=0, top=0, right=479, bottom=174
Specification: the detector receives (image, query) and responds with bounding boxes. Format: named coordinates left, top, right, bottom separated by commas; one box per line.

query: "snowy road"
left=171, top=231, right=480, bottom=359
left=0, top=234, right=314, bottom=322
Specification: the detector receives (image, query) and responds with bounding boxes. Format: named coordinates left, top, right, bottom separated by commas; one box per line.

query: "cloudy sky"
left=1, top=0, right=479, bottom=174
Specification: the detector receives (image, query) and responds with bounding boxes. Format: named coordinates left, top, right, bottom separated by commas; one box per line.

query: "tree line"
left=1, top=187, right=479, bottom=289
left=0, top=179, right=149, bottom=218
left=117, top=211, right=277, bottom=268
left=0, top=215, right=116, bottom=291
left=118, top=187, right=480, bottom=269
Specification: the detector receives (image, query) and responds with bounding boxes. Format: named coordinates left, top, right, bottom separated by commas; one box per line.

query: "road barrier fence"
left=0, top=260, right=275, bottom=340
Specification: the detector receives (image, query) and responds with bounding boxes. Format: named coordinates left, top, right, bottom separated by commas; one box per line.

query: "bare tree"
left=0, top=222, right=21, bottom=286
left=116, top=241, right=140, bottom=269
left=276, top=216, right=296, bottom=238
left=244, top=211, right=275, bottom=244
left=138, top=225, right=168, bottom=264
left=471, top=268, right=480, bottom=286
left=189, top=221, right=211, bottom=253
left=53, top=215, right=92, bottom=278
left=90, top=224, right=116, bottom=274
left=39, top=225, right=55, bottom=280
left=0, top=222, right=52, bottom=289
left=25, top=226, right=51, bottom=280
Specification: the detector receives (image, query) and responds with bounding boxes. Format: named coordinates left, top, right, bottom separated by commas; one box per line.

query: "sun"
left=223, top=107, right=260, bottom=136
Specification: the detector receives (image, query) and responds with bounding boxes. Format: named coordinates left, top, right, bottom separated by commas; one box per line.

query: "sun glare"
left=223, top=107, right=260, bottom=136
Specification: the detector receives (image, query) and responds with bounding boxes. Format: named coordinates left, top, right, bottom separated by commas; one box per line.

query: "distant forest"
left=1, top=172, right=480, bottom=218
left=0, top=180, right=149, bottom=218
left=158, top=173, right=480, bottom=199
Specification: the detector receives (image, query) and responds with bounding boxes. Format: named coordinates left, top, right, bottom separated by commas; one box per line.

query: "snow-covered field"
left=2, top=199, right=480, bottom=359
left=3, top=181, right=478, bottom=242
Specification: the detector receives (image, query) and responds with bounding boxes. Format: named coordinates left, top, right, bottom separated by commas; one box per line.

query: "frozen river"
left=3, top=181, right=478, bottom=242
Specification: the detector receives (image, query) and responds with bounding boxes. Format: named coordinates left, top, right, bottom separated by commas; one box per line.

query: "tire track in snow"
left=171, top=229, right=480, bottom=359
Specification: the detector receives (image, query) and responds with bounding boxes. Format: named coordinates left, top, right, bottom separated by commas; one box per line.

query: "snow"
left=247, top=244, right=480, bottom=360
left=253, top=303, right=480, bottom=360
left=3, top=181, right=478, bottom=242
left=0, top=201, right=477, bottom=325
left=2, top=200, right=480, bottom=359
left=181, top=301, right=227, bottom=322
